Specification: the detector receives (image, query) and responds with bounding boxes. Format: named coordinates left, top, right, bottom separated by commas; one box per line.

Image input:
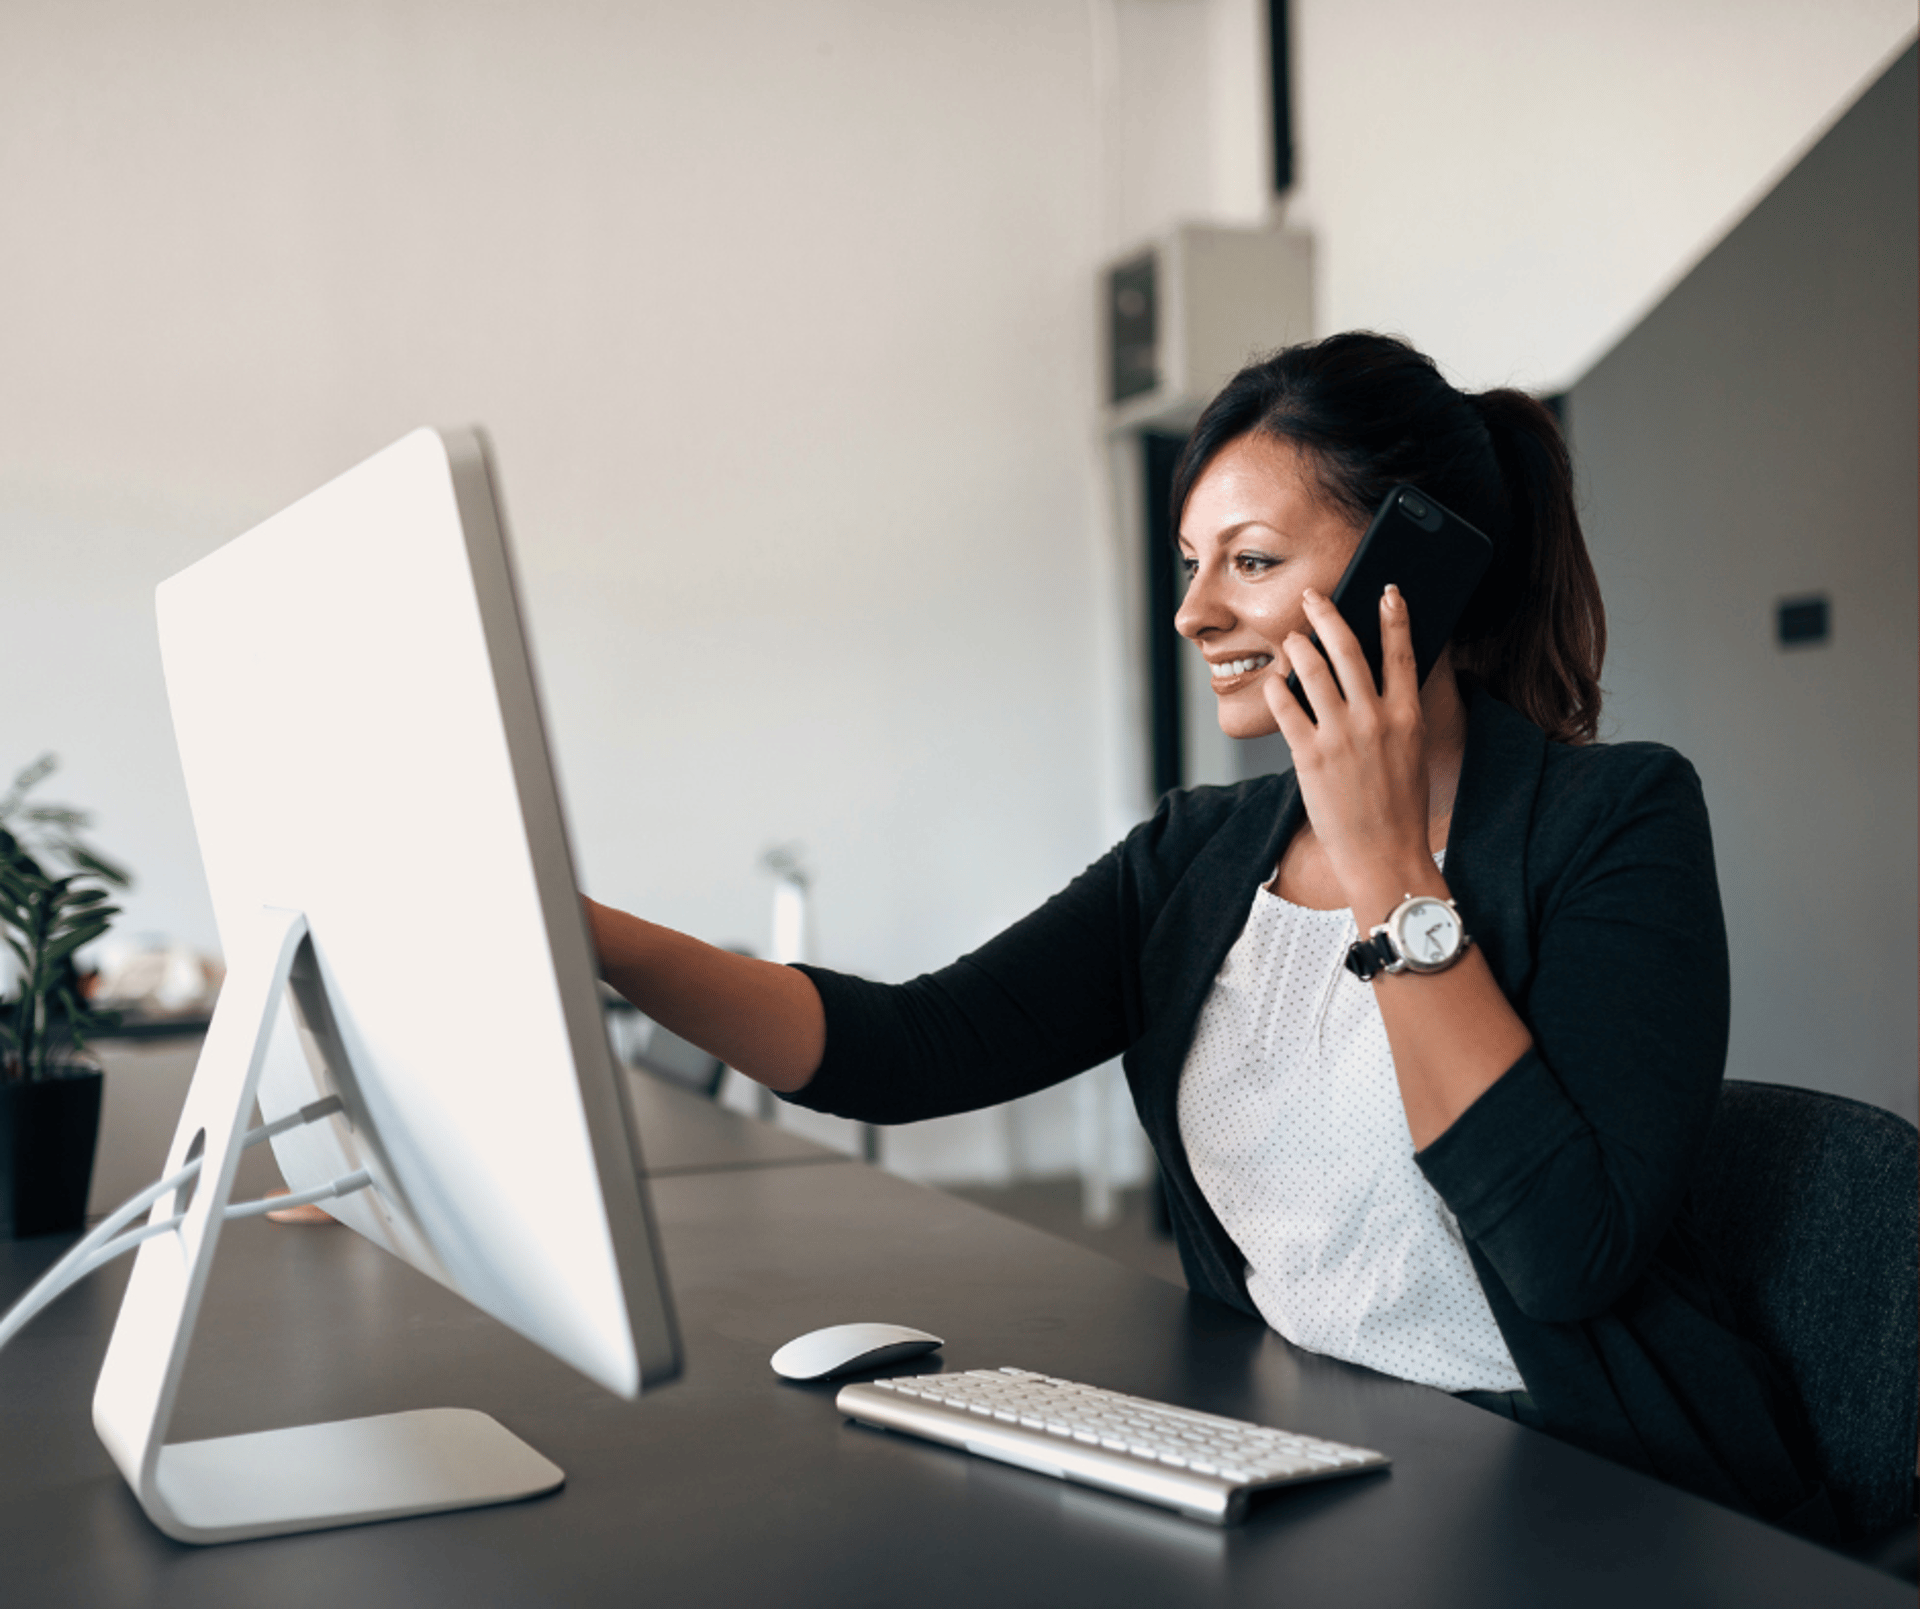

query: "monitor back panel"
left=155, top=427, right=678, bottom=1397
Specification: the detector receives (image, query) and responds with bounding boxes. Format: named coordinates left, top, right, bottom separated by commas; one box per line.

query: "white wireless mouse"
left=770, top=1322, right=945, bottom=1381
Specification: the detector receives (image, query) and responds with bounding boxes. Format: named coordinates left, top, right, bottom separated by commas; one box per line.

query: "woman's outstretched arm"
left=583, top=896, right=824, bottom=1093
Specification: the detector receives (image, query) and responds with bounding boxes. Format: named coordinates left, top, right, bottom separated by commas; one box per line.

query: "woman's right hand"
left=580, top=894, right=625, bottom=976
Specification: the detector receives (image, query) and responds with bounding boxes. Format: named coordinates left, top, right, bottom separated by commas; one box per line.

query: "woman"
left=587, top=332, right=1829, bottom=1535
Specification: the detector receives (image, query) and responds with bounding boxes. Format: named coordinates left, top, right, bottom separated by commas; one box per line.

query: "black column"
left=1142, top=430, right=1187, bottom=800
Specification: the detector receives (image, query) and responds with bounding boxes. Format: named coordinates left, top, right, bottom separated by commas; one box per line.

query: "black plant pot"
left=0, top=1067, right=104, bottom=1239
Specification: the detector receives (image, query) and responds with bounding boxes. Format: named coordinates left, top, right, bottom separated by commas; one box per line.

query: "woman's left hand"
left=1263, top=584, right=1445, bottom=928
left=1268, top=583, right=1532, bottom=1148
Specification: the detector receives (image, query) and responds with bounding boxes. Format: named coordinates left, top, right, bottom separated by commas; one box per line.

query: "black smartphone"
left=1284, top=485, right=1496, bottom=721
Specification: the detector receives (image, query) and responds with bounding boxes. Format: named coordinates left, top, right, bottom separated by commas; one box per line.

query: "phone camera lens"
left=1402, top=494, right=1429, bottom=519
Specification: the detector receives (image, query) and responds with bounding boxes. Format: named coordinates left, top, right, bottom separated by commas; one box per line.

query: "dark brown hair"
left=1169, top=332, right=1606, bottom=744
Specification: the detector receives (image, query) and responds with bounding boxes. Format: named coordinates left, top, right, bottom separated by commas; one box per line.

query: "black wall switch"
left=1776, top=594, right=1831, bottom=647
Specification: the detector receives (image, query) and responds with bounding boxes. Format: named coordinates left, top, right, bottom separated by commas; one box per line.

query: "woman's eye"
left=1234, top=553, right=1278, bottom=575
left=1178, top=556, right=1198, bottom=580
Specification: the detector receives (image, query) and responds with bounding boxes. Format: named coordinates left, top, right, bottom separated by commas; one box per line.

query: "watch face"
left=1395, top=898, right=1462, bottom=967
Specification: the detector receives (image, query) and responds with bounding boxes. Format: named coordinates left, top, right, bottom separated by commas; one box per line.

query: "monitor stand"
left=91, top=906, right=565, bottom=1545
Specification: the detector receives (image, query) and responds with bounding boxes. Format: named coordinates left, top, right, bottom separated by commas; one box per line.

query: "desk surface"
left=1, top=1074, right=1903, bottom=1608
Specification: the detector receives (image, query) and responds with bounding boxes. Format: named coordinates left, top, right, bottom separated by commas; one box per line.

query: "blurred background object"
left=88, top=936, right=225, bottom=1026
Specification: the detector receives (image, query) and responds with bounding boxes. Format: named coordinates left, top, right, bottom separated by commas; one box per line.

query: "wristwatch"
left=1345, top=893, right=1472, bottom=981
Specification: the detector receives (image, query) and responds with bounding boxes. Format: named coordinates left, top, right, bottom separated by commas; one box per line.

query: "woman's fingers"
left=264, top=1188, right=340, bottom=1226
left=1281, top=627, right=1346, bottom=726
left=1379, top=584, right=1419, bottom=705
left=1299, top=588, right=1378, bottom=710
left=1262, top=650, right=1318, bottom=746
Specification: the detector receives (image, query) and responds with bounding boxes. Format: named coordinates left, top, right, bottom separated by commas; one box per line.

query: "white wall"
left=1097, top=0, right=1270, bottom=254
left=1565, top=49, right=1918, bottom=1122
left=0, top=0, right=1125, bottom=1180
left=1285, top=0, right=1919, bottom=391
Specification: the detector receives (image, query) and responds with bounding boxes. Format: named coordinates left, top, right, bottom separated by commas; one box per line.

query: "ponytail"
left=1452, top=390, right=1606, bottom=745
left=1172, top=334, right=1608, bottom=745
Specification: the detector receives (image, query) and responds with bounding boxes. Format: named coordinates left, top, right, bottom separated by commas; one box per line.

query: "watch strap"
left=1344, top=930, right=1400, bottom=982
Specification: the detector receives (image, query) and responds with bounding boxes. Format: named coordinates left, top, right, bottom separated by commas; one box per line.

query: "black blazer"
left=791, top=687, right=1827, bottom=1532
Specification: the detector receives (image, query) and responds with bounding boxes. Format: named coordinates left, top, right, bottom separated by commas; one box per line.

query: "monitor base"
left=154, top=1407, right=564, bottom=1544
left=92, top=906, right=569, bottom=1545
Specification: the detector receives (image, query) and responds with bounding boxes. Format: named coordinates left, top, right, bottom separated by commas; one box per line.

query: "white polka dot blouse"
left=1176, top=872, right=1525, bottom=1394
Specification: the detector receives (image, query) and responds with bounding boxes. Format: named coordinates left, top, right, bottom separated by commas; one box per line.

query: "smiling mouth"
left=1208, top=654, right=1274, bottom=686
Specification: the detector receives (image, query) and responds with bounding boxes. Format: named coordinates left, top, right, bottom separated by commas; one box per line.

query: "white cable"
left=0, top=1160, right=370, bottom=1352
left=224, top=1168, right=372, bottom=1223
left=64, top=1168, right=375, bottom=1285
left=0, top=1095, right=348, bottom=1355
left=7, top=1094, right=344, bottom=1329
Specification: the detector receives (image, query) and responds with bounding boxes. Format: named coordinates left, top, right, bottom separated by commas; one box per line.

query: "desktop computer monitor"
left=91, top=427, right=680, bottom=1544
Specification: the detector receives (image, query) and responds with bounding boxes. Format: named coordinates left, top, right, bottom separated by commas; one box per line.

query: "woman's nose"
left=1174, top=561, right=1229, bottom=641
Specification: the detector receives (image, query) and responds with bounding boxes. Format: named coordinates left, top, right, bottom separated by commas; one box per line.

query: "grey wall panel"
left=1565, top=45, right=1918, bottom=1121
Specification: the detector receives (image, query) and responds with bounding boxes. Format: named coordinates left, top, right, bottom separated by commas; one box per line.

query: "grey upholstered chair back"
left=602, top=991, right=726, bottom=1098
left=634, top=1021, right=727, bottom=1099
left=1687, top=1079, right=1918, bottom=1540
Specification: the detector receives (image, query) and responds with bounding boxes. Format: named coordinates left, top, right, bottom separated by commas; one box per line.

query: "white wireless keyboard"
left=836, top=1366, right=1388, bottom=1525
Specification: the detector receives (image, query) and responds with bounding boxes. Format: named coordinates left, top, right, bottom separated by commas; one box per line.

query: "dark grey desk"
left=0, top=1073, right=1903, bottom=1607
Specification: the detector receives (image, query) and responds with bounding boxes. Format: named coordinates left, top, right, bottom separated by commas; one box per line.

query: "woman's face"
left=1174, top=432, right=1365, bottom=739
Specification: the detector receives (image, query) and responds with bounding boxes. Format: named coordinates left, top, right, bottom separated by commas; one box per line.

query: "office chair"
left=632, top=1020, right=727, bottom=1100
left=1686, top=1079, right=1918, bottom=1562
left=601, top=992, right=727, bottom=1100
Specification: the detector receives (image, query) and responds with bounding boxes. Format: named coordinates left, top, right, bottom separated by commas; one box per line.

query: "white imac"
left=91, top=426, right=680, bottom=1544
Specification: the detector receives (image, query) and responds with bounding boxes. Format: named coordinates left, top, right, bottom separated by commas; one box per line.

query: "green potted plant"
left=0, top=755, right=129, bottom=1238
